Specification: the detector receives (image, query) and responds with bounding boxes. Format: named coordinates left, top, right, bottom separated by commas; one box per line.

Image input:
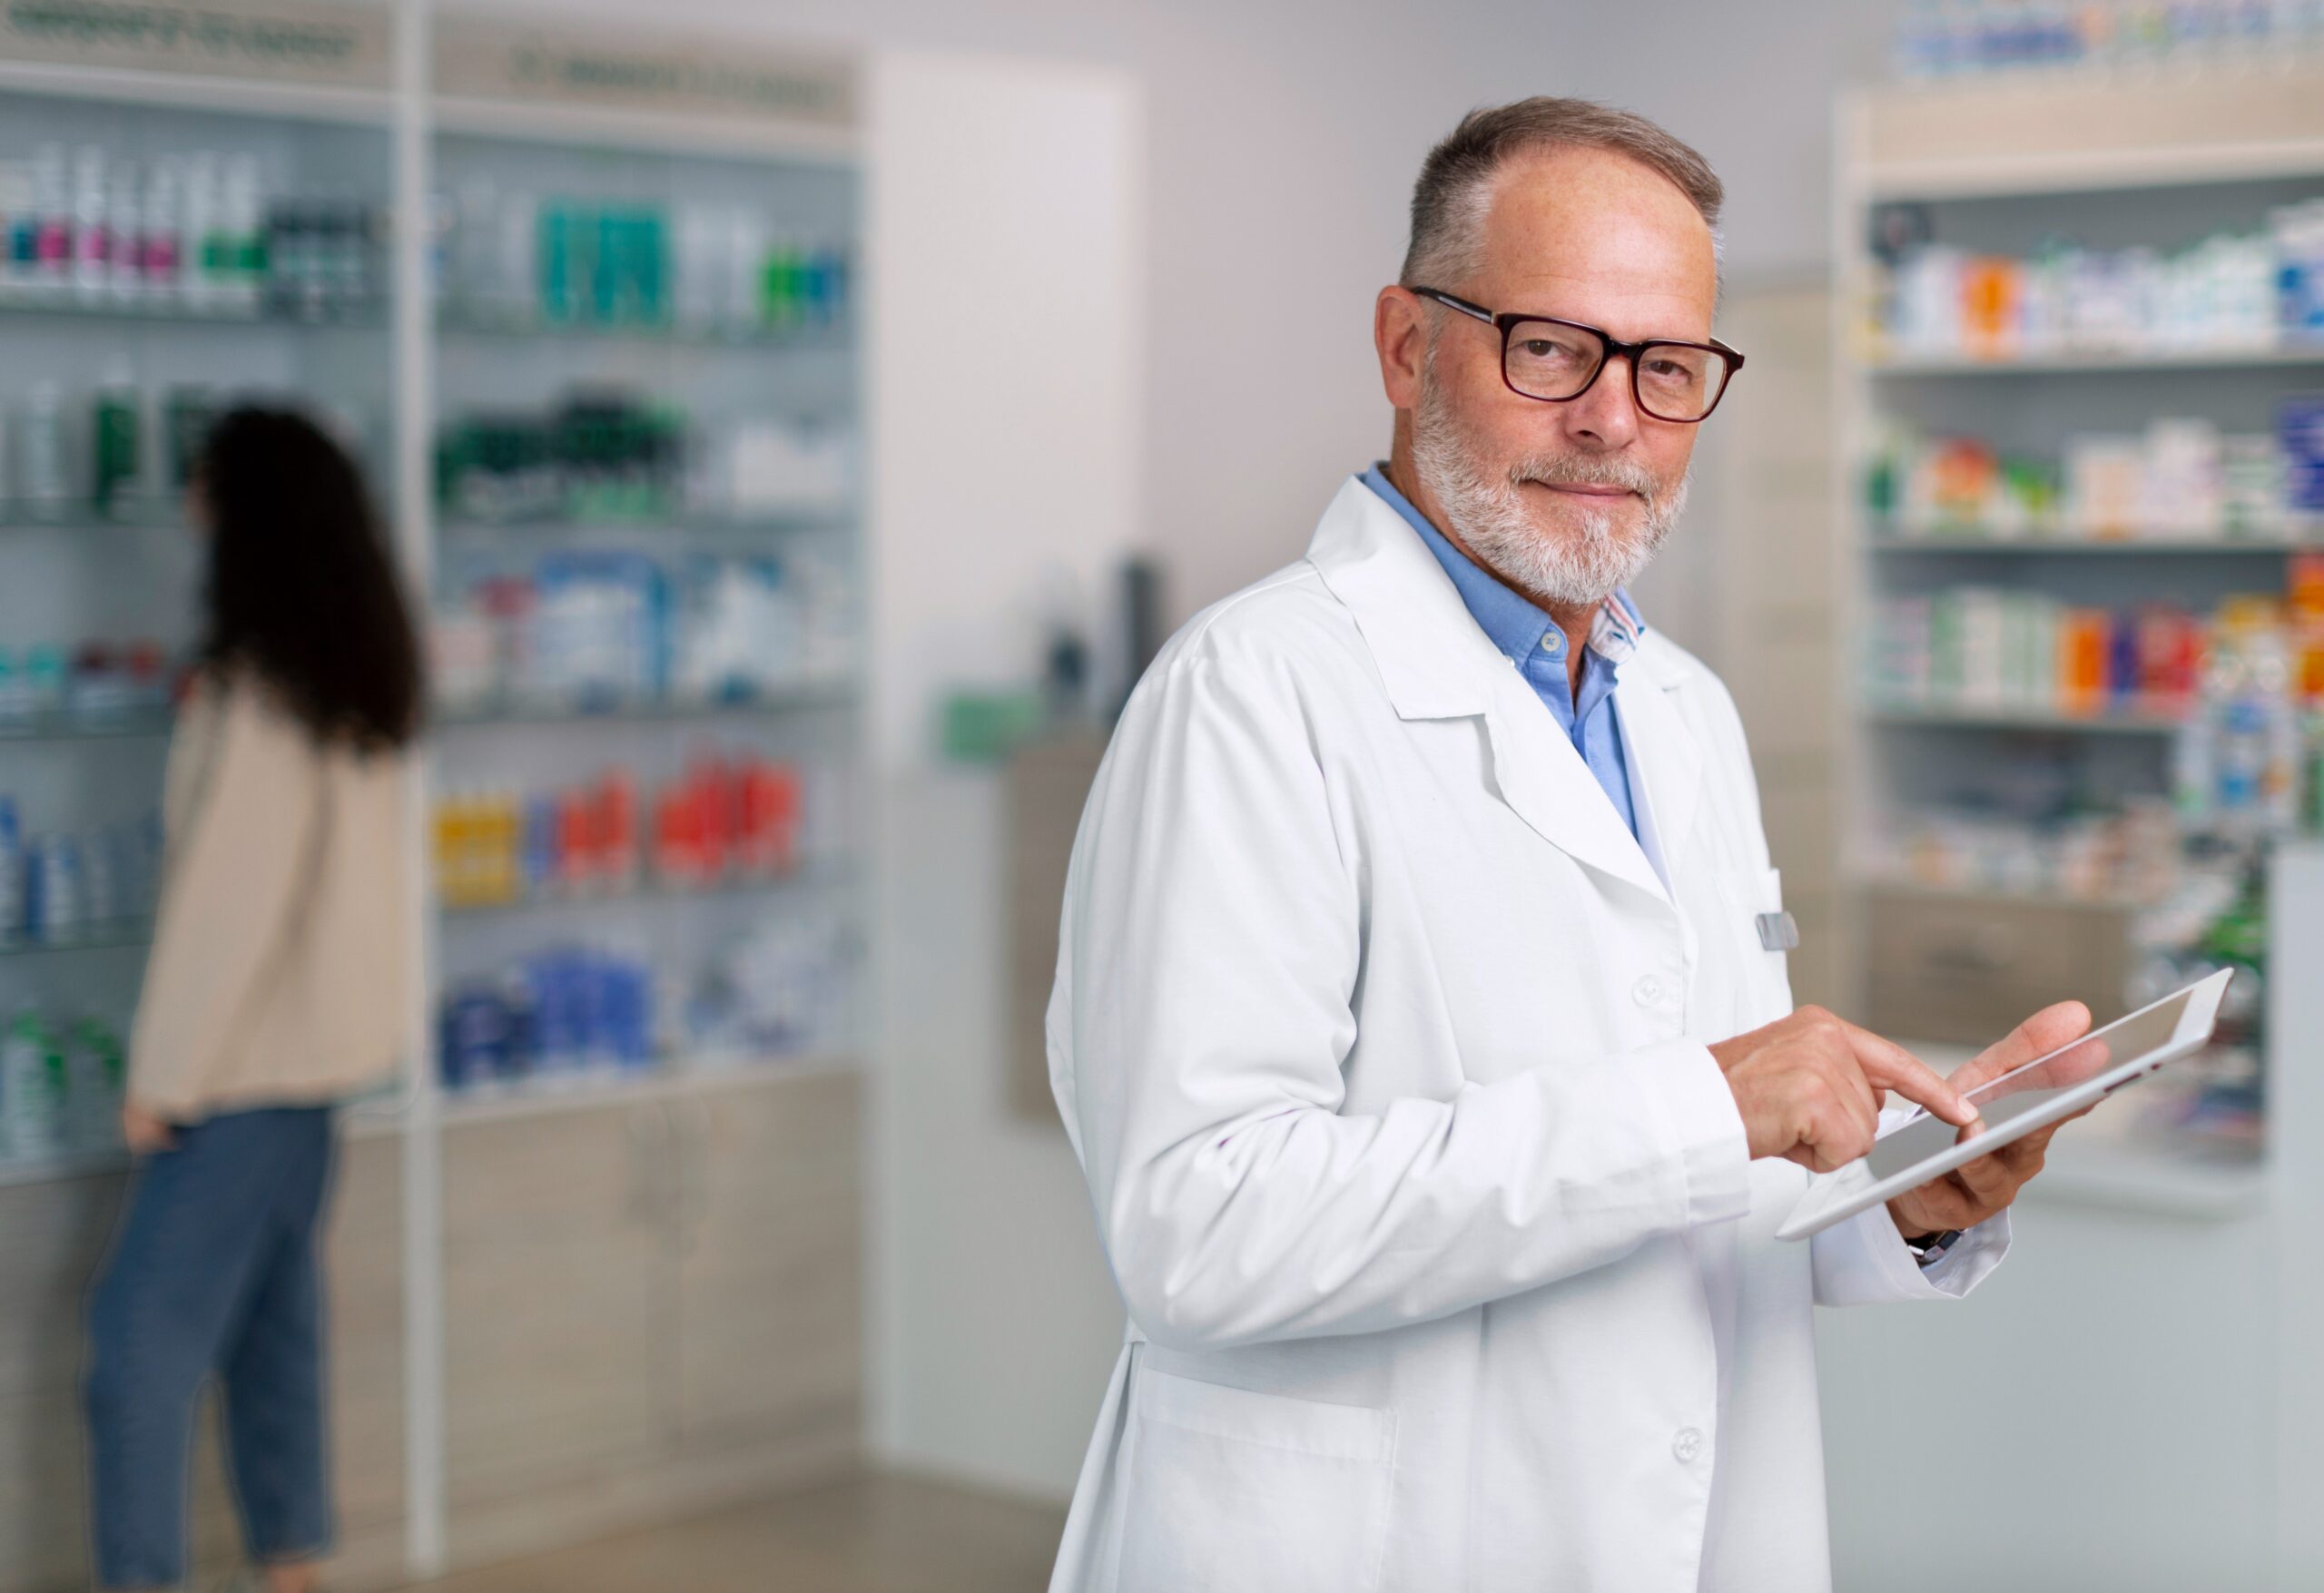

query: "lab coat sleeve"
left=1807, top=1103, right=2013, bottom=1305
left=1052, top=644, right=1753, bottom=1354
left=1811, top=1205, right=2011, bottom=1304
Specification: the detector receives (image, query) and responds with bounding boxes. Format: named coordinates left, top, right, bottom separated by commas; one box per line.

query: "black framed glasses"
left=1409, top=286, right=1745, bottom=424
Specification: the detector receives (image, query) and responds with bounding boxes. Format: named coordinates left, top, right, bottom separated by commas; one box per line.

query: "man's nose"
left=1558, top=355, right=1642, bottom=451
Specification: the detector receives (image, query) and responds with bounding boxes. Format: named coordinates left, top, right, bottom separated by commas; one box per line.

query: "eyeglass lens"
left=1503, top=320, right=1732, bottom=420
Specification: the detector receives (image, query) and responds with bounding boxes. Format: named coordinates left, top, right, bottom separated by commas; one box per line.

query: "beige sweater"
left=129, top=674, right=417, bottom=1120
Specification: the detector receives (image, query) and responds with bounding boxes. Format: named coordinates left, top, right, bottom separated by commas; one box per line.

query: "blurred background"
left=1, top=2, right=2322, bottom=1589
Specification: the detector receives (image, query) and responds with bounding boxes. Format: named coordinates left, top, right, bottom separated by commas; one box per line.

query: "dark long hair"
left=196, top=406, right=424, bottom=752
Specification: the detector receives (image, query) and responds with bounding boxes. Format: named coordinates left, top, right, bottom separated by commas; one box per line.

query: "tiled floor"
left=395, top=1475, right=1067, bottom=1593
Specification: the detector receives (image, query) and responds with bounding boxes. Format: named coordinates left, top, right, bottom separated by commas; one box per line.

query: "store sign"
left=0, top=0, right=389, bottom=87
left=434, top=17, right=854, bottom=132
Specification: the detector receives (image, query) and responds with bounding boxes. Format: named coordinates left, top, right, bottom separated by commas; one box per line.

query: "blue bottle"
left=0, top=800, right=22, bottom=941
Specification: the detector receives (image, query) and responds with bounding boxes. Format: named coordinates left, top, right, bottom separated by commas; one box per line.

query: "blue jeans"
left=84, top=1106, right=339, bottom=1589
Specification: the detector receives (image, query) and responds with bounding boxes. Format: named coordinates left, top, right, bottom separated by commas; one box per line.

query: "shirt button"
left=1632, top=976, right=1661, bottom=1006
left=1673, top=1427, right=1703, bottom=1463
left=1540, top=634, right=1561, bottom=654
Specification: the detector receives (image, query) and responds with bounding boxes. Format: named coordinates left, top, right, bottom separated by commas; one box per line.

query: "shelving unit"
left=1868, top=344, right=2324, bottom=375
left=433, top=1047, right=854, bottom=1126
left=1832, top=64, right=2324, bottom=1123
left=1820, top=65, right=2324, bottom=1590
left=0, top=9, right=869, bottom=1590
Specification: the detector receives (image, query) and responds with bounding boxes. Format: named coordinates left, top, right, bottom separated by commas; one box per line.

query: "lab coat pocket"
left=1118, top=1367, right=1395, bottom=1593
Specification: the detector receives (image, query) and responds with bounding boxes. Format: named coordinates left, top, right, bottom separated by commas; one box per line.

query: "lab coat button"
left=1673, top=1427, right=1703, bottom=1463
left=1632, top=976, right=1660, bottom=1006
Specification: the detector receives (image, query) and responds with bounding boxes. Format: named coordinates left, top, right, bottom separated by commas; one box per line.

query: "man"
left=1044, top=98, right=2087, bottom=1593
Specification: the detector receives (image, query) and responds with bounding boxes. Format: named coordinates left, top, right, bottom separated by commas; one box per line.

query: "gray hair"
left=1400, top=97, right=1725, bottom=293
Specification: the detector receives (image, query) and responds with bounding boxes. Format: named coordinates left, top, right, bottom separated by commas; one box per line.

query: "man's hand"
left=1709, top=1006, right=1975, bottom=1172
left=1886, top=1000, right=2093, bottom=1240
left=121, top=1099, right=175, bottom=1155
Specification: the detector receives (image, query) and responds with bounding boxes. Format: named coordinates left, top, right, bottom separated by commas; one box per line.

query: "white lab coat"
left=1044, top=476, right=2009, bottom=1593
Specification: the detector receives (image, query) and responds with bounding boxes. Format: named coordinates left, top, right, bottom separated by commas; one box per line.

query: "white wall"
left=862, top=52, right=1145, bottom=1499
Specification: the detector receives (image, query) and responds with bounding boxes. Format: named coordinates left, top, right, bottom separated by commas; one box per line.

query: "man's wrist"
left=1900, top=1227, right=1965, bottom=1267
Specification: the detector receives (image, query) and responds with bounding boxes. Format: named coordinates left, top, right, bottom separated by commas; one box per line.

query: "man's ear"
left=1374, top=286, right=1428, bottom=412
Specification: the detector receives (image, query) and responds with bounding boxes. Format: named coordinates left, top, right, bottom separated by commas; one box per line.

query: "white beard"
left=1409, top=357, right=1689, bottom=610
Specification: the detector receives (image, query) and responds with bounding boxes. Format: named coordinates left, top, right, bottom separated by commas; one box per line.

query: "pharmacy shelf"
left=0, top=297, right=385, bottom=330
left=0, top=711, right=175, bottom=742
left=0, top=497, right=192, bottom=531
left=431, top=682, right=856, bottom=729
left=0, top=919, right=153, bottom=957
left=1863, top=701, right=2188, bottom=734
left=1866, top=343, right=2324, bottom=377
left=434, top=307, right=851, bottom=351
left=438, top=857, right=855, bottom=919
left=436, top=1049, right=857, bottom=1127
left=1860, top=878, right=2139, bottom=914
left=0, top=1145, right=128, bottom=1188
left=438, top=510, right=853, bottom=540
left=1867, top=531, right=2319, bottom=556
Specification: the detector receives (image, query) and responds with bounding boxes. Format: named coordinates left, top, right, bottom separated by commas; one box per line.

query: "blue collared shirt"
left=1359, top=464, right=1645, bottom=841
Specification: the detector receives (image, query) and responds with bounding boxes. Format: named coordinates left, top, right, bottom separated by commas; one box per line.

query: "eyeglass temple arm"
left=1406, top=286, right=1495, bottom=325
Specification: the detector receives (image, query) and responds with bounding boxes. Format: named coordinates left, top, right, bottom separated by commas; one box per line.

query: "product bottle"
left=724, top=208, right=763, bottom=333
left=66, top=1018, right=124, bottom=1149
left=0, top=1011, right=64, bottom=1157
left=92, top=359, right=140, bottom=515
left=106, top=158, right=140, bottom=302
left=0, top=798, right=22, bottom=940
left=21, top=381, right=67, bottom=519
left=140, top=155, right=180, bottom=299
left=40, top=835, right=83, bottom=938
left=31, top=143, right=71, bottom=298
left=222, top=154, right=262, bottom=314
left=182, top=151, right=220, bottom=310
left=70, top=144, right=108, bottom=302
left=0, top=162, right=23, bottom=300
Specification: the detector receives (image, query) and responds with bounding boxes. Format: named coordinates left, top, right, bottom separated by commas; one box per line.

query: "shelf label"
left=434, top=17, right=854, bottom=133
left=0, top=0, right=389, bottom=88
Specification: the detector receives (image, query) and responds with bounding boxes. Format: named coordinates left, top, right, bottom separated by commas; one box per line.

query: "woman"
left=84, top=407, right=421, bottom=1593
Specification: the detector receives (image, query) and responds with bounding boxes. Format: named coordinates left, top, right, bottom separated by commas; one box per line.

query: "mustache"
left=1506, top=454, right=1662, bottom=497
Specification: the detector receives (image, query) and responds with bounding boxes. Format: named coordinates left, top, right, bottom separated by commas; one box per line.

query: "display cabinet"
left=0, top=8, right=867, bottom=1588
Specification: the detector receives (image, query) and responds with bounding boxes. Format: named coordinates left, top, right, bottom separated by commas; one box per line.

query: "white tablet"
left=1774, top=967, right=2233, bottom=1242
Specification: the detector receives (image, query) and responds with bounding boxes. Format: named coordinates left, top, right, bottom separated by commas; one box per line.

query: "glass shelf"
left=431, top=682, right=856, bottom=729
left=1857, top=877, right=2140, bottom=913
left=434, top=307, right=852, bottom=351
left=1867, top=529, right=2320, bottom=555
left=0, top=503, right=186, bottom=532
left=0, top=712, right=175, bottom=742
left=1866, top=341, right=2324, bottom=376
left=1863, top=700, right=2189, bottom=734
left=438, top=510, right=852, bottom=539
left=0, top=295, right=386, bottom=330
left=438, top=858, right=855, bottom=919
left=0, top=919, right=153, bottom=957
left=436, top=1050, right=857, bottom=1126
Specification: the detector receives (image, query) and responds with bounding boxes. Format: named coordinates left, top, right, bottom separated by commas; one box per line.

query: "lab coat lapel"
left=1612, top=654, right=1704, bottom=889
left=1305, top=477, right=1669, bottom=904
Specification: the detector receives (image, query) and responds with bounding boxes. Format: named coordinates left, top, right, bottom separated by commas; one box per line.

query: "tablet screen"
left=1862, top=989, right=2195, bottom=1183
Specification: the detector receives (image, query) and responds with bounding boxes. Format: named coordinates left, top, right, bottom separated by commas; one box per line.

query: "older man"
left=1044, top=98, right=2087, bottom=1593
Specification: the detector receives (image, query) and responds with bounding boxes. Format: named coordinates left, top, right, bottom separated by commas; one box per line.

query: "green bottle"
left=92, top=359, right=141, bottom=517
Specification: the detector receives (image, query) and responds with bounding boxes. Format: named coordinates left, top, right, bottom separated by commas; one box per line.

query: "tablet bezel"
left=1772, top=967, right=2233, bottom=1243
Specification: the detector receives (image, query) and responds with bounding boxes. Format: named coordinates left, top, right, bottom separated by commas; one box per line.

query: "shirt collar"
left=1358, top=464, right=1644, bottom=667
